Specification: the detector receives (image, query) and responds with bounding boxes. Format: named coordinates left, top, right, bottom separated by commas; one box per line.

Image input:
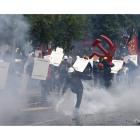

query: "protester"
left=125, top=58, right=137, bottom=85
left=117, top=64, right=128, bottom=87
left=93, top=59, right=99, bottom=86
left=98, top=63, right=105, bottom=89
left=100, top=57, right=114, bottom=90
left=40, top=64, right=53, bottom=100
left=62, top=67, right=93, bottom=110
left=58, top=55, right=71, bottom=94
left=3, top=51, right=22, bottom=95
left=23, top=51, right=35, bottom=89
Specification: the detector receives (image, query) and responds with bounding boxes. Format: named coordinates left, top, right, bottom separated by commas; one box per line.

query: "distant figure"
left=125, top=59, right=137, bottom=85
left=58, top=55, right=71, bottom=94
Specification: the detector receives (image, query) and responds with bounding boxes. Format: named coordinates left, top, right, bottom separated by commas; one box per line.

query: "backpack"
left=61, top=64, right=68, bottom=72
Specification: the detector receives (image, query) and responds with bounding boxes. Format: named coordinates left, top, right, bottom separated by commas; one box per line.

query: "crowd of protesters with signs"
left=0, top=35, right=139, bottom=110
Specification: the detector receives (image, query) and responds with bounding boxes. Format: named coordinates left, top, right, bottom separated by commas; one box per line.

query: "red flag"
left=127, top=36, right=139, bottom=56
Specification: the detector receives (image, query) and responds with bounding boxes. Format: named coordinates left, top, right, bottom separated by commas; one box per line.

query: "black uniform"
left=93, top=62, right=99, bottom=85
left=100, top=60, right=114, bottom=90
left=58, top=60, right=71, bottom=93
left=125, top=60, right=137, bottom=84
left=98, top=66, right=105, bottom=88
left=62, top=71, right=92, bottom=108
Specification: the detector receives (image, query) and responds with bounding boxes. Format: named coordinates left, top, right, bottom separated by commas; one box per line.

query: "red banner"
left=127, top=36, right=139, bottom=56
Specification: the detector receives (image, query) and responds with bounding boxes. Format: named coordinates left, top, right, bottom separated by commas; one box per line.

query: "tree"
left=87, top=14, right=140, bottom=56
left=24, top=14, right=89, bottom=52
left=52, top=14, right=87, bottom=53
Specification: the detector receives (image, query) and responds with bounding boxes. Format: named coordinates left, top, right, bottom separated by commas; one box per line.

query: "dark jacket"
left=62, top=71, right=92, bottom=93
left=125, top=61, right=137, bottom=72
left=98, top=67, right=105, bottom=84
left=93, top=62, right=99, bottom=73
left=59, top=60, right=71, bottom=73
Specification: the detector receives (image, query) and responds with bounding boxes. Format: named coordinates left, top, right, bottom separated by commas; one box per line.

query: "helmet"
left=120, top=56, right=124, bottom=60
left=83, top=55, right=88, bottom=60
left=103, top=57, right=107, bottom=60
left=98, top=63, right=104, bottom=67
left=64, top=55, right=68, bottom=60
left=76, top=56, right=80, bottom=59
left=68, top=67, right=75, bottom=73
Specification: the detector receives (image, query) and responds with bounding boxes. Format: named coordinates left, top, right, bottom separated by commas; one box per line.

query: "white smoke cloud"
left=55, top=80, right=140, bottom=116
left=0, top=14, right=30, bottom=125
left=0, top=14, right=30, bottom=46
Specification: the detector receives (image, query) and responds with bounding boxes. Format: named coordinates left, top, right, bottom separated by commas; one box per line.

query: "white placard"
left=124, top=55, right=137, bottom=66
left=73, top=58, right=89, bottom=72
left=31, top=58, right=50, bottom=80
left=124, top=55, right=130, bottom=63
left=44, top=55, right=50, bottom=60
left=130, top=55, right=137, bottom=66
left=111, top=60, right=124, bottom=73
left=56, top=47, right=63, bottom=53
left=50, top=51, right=64, bottom=67
left=34, top=50, right=41, bottom=57
left=0, top=62, right=9, bottom=89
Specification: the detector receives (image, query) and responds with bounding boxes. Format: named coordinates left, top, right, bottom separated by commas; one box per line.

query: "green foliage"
left=24, top=14, right=87, bottom=52
left=1, top=14, right=140, bottom=53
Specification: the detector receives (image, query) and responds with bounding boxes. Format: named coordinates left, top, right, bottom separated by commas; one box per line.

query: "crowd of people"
left=0, top=48, right=139, bottom=110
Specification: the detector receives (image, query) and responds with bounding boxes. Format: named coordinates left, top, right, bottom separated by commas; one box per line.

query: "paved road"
left=0, top=73, right=140, bottom=126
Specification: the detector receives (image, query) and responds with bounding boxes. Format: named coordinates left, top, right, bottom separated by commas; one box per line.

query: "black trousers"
left=74, top=88, right=83, bottom=108
left=41, top=79, right=50, bottom=99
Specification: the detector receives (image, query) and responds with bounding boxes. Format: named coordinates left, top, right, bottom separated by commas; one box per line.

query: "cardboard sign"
left=44, top=55, right=50, bottom=60
left=34, top=50, right=41, bottom=57
left=124, top=55, right=137, bottom=66
left=93, top=55, right=99, bottom=62
left=31, top=58, right=50, bottom=80
left=111, top=60, right=124, bottom=73
left=73, top=57, right=89, bottom=72
left=56, top=47, right=63, bottom=53
left=124, top=55, right=130, bottom=63
left=130, top=55, right=137, bottom=66
left=50, top=51, right=64, bottom=67
left=0, top=62, right=9, bottom=89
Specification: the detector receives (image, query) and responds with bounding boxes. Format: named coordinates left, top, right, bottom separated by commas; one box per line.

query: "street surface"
left=1, top=72, right=140, bottom=126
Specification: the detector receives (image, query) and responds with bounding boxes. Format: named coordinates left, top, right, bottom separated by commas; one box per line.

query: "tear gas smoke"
left=0, top=14, right=30, bottom=46
left=0, top=14, right=30, bottom=125
left=56, top=80, right=140, bottom=116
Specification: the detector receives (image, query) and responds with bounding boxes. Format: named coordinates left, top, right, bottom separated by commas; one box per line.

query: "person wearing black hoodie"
left=62, top=67, right=93, bottom=109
